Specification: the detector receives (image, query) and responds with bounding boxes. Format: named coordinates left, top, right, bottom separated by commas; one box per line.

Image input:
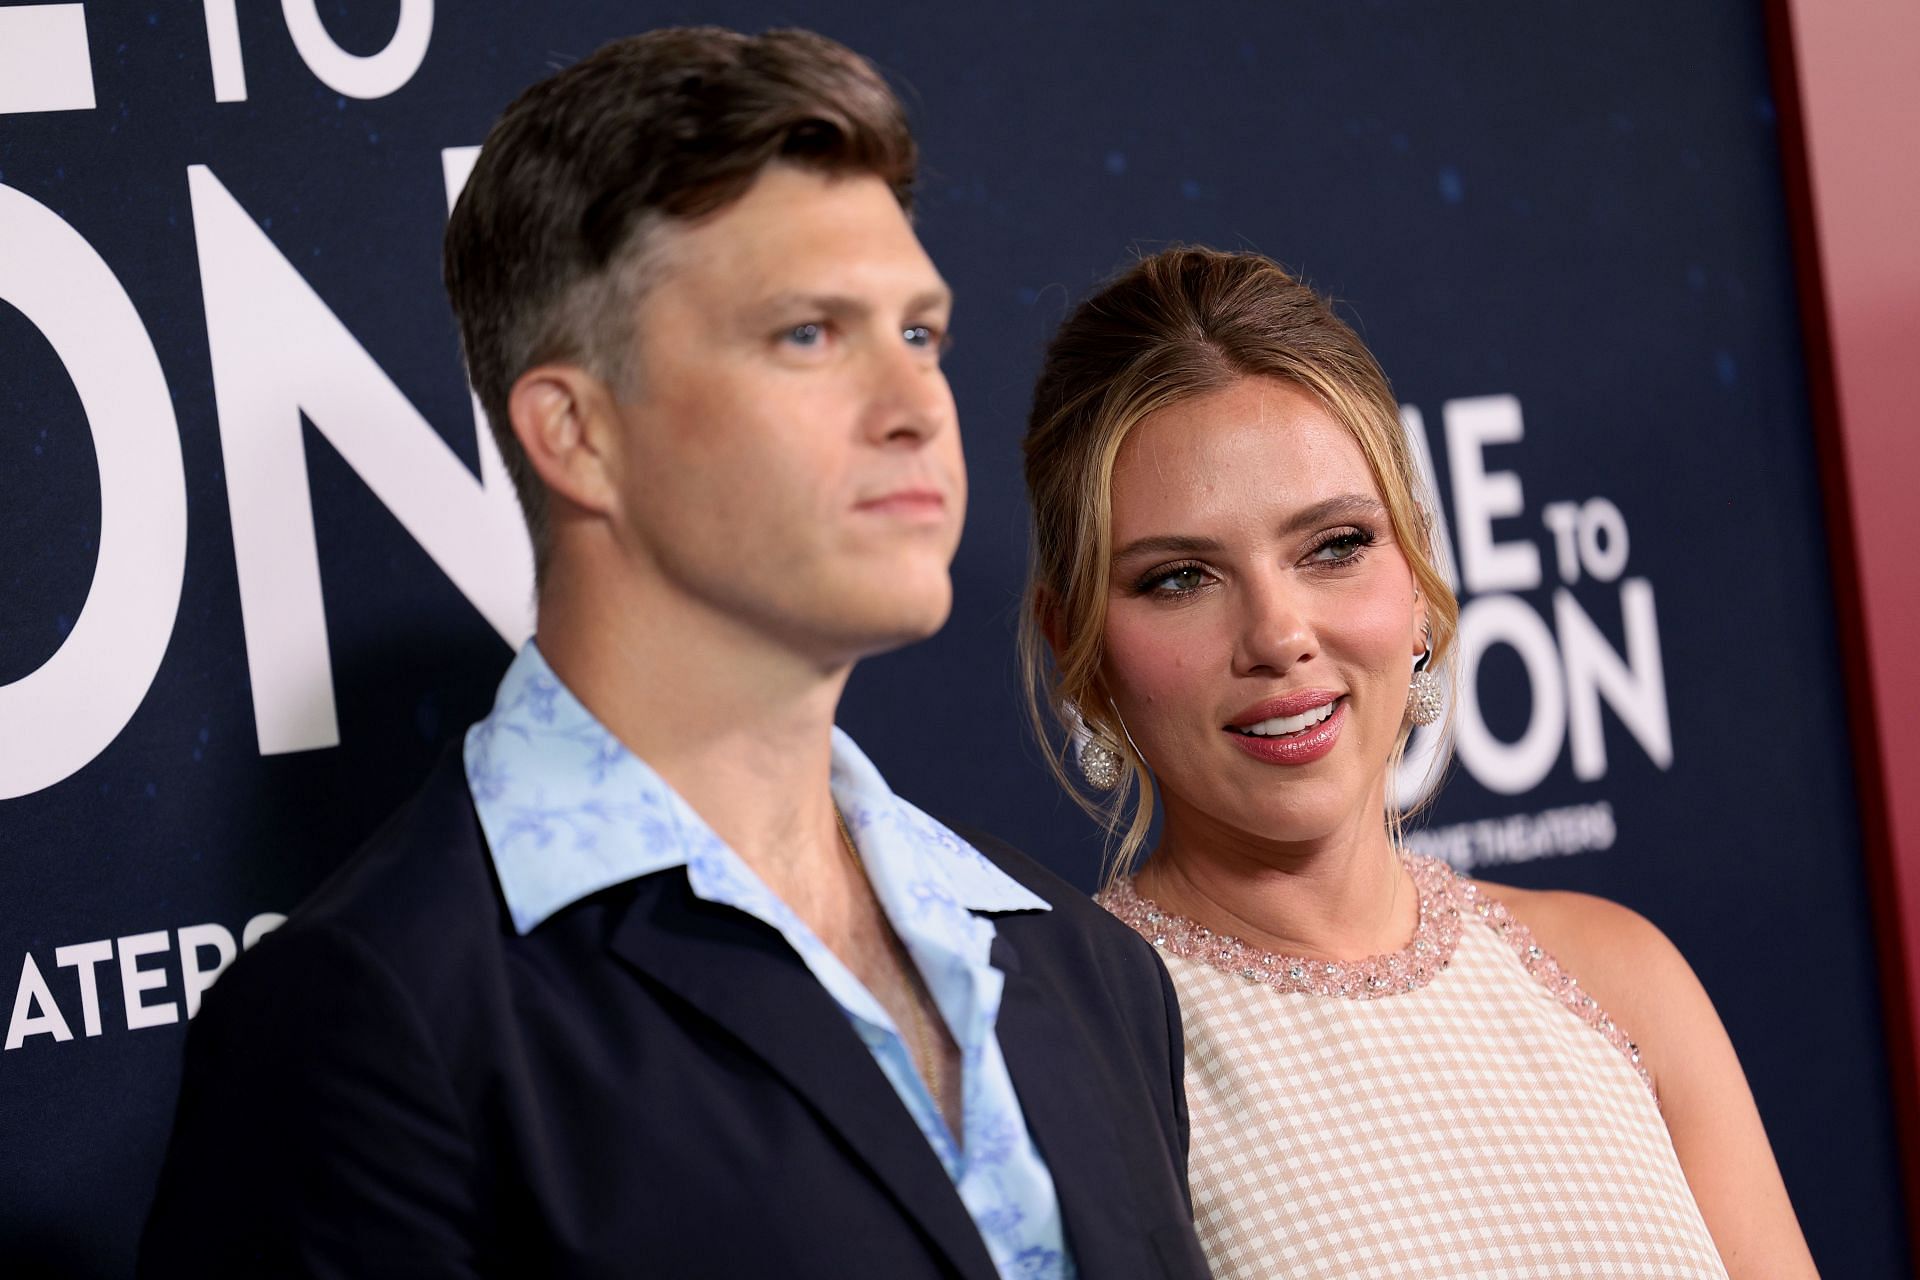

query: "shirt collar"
left=464, top=642, right=1048, bottom=934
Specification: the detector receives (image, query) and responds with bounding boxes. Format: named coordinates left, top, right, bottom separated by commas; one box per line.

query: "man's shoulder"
left=948, top=823, right=1093, bottom=913
left=938, top=820, right=1161, bottom=969
left=213, top=748, right=508, bottom=1023
left=302, top=748, right=499, bottom=930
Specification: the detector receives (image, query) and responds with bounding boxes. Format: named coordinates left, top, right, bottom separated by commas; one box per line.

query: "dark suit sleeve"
left=138, top=925, right=480, bottom=1279
left=1151, top=949, right=1194, bottom=1212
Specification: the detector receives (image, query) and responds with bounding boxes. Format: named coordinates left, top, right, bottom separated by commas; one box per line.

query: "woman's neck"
left=1133, top=801, right=1417, bottom=963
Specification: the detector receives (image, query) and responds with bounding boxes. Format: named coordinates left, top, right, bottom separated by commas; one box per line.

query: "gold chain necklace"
left=833, top=807, right=943, bottom=1109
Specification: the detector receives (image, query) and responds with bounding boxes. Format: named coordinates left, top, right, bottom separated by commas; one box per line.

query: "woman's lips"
left=1227, top=689, right=1341, bottom=726
left=1225, top=697, right=1347, bottom=765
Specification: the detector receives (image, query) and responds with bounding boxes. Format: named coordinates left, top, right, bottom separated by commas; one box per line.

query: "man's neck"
left=533, top=560, right=850, bottom=887
left=534, top=554, right=965, bottom=1133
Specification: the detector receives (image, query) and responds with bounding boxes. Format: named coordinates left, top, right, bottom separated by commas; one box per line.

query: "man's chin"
left=816, top=585, right=952, bottom=662
left=864, top=597, right=953, bottom=651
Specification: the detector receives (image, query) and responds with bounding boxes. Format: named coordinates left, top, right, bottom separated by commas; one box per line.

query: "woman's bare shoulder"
left=1466, top=877, right=1695, bottom=1038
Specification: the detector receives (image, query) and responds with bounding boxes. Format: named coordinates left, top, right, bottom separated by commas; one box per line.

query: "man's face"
left=609, top=164, right=964, bottom=666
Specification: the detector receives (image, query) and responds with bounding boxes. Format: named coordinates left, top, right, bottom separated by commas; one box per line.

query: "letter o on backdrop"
left=280, top=0, right=434, bottom=100
left=1453, top=594, right=1567, bottom=796
left=0, top=186, right=187, bottom=800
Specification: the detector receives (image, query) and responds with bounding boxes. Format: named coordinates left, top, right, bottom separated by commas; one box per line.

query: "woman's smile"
left=1225, top=694, right=1348, bottom=765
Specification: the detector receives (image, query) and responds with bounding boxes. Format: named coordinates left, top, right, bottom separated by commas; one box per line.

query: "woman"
left=1019, top=247, right=1816, bottom=1278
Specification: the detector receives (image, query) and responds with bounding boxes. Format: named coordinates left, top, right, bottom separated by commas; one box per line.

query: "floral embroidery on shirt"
left=464, top=643, right=1075, bottom=1279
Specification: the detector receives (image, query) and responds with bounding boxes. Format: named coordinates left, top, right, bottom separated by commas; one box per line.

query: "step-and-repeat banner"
left=1, top=2, right=1907, bottom=1273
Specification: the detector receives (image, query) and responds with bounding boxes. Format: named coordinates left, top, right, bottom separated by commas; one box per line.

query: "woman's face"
left=1100, top=375, right=1423, bottom=852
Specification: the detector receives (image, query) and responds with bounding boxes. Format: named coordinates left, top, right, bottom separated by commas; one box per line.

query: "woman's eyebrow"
left=1279, top=493, right=1387, bottom=534
left=1110, top=494, right=1386, bottom=563
left=1110, top=533, right=1222, bottom=563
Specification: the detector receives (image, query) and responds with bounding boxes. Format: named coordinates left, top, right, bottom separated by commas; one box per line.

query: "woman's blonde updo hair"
left=1019, top=247, right=1459, bottom=877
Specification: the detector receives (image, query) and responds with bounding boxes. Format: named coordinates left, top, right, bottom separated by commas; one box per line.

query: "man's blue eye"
left=904, top=325, right=933, bottom=347
left=786, top=323, right=824, bottom=346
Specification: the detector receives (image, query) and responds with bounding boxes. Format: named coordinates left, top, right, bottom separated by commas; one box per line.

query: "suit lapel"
left=991, top=930, right=1142, bottom=1279
left=608, top=875, right=1000, bottom=1280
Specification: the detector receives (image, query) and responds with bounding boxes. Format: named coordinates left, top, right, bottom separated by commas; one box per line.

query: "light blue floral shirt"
left=463, top=643, right=1075, bottom=1279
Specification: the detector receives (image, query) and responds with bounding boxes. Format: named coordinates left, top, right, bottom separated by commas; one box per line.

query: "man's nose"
left=862, top=334, right=953, bottom=447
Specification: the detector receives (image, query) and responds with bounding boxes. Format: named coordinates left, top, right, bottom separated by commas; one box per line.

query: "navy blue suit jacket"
left=138, top=751, right=1210, bottom=1278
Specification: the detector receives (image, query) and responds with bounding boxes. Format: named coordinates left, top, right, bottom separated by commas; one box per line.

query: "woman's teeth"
left=1234, top=700, right=1338, bottom=737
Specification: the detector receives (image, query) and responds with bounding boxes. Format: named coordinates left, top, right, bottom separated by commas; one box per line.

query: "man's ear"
left=507, top=364, right=622, bottom=518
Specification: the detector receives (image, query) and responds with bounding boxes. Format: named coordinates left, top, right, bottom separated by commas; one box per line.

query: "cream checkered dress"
left=1101, top=855, right=1727, bottom=1279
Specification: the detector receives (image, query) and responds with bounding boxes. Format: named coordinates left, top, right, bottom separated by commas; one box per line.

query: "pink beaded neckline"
left=1098, top=853, right=1654, bottom=1095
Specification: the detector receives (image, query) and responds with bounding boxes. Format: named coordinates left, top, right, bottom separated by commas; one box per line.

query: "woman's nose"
left=1232, top=574, right=1317, bottom=677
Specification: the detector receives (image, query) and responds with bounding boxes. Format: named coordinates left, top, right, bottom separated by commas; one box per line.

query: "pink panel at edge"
left=1782, top=0, right=1920, bottom=1117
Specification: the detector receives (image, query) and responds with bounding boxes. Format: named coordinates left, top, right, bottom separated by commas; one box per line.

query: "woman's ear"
left=1034, top=586, right=1067, bottom=659
left=506, top=363, right=622, bottom=519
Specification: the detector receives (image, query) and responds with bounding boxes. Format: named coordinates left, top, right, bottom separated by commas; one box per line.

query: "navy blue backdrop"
left=1, top=2, right=1906, bottom=1274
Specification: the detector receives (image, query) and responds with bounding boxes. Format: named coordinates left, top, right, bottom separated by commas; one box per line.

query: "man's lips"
left=853, top=488, right=948, bottom=519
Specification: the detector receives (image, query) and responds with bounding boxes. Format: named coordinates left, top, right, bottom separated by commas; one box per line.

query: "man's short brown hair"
left=443, top=27, right=918, bottom=576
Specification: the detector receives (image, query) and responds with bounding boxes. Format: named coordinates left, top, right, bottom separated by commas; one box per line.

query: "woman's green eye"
left=1140, top=564, right=1209, bottom=595
left=1311, top=530, right=1373, bottom=562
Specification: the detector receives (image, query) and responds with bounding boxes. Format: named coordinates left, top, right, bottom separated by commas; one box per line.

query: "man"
left=140, top=27, right=1207, bottom=1278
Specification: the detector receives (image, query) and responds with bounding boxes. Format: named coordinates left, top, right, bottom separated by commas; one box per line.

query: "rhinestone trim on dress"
left=1099, top=854, right=1655, bottom=1097
left=1100, top=856, right=1464, bottom=999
